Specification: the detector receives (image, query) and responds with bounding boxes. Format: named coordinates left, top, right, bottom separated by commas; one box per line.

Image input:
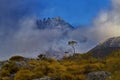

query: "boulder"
left=32, top=76, right=54, bottom=80
left=87, top=71, right=111, bottom=80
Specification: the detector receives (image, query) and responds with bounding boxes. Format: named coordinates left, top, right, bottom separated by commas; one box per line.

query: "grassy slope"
left=0, top=50, right=120, bottom=80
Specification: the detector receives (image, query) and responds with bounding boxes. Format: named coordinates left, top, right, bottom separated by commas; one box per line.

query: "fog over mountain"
left=0, top=0, right=120, bottom=60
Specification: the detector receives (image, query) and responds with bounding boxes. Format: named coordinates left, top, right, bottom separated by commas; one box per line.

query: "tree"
left=38, top=54, right=46, bottom=60
left=68, top=41, right=77, bottom=54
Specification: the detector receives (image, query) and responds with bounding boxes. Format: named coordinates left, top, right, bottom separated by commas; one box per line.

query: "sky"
left=36, top=0, right=111, bottom=26
left=1, top=0, right=120, bottom=60
left=0, top=0, right=111, bottom=26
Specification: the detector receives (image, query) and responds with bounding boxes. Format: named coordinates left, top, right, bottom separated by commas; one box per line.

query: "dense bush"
left=0, top=51, right=120, bottom=80
left=9, top=56, right=25, bottom=61
left=2, top=61, right=19, bottom=74
left=14, top=69, right=34, bottom=80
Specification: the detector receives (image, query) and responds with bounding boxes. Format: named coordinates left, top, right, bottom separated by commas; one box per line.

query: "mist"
left=92, top=0, right=120, bottom=41
left=0, top=0, right=120, bottom=60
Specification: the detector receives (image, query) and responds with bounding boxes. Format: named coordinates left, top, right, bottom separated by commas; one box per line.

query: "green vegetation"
left=9, top=55, right=25, bottom=61
left=14, top=69, right=34, bottom=80
left=0, top=50, right=120, bottom=80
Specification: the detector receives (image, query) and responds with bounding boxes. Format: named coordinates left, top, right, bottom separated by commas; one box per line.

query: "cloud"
left=92, top=0, right=120, bottom=41
left=65, top=0, right=120, bottom=53
left=112, top=0, right=120, bottom=7
left=1, top=0, right=120, bottom=60
left=0, top=0, right=45, bottom=60
left=0, top=16, right=72, bottom=60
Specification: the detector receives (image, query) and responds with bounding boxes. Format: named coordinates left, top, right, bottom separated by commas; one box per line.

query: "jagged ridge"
left=36, top=16, right=74, bottom=30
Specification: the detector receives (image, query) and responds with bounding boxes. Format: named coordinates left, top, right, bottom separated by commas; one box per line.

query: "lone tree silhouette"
left=38, top=54, right=46, bottom=60
left=68, top=41, right=77, bottom=54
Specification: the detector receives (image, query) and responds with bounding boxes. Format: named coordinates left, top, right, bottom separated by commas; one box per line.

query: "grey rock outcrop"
left=87, top=71, right=111, bottom=80
left=32, top=76, right=54, bottom=80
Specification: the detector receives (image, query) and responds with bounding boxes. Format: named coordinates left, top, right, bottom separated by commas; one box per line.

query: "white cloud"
left=92, top=0, right=120, bottom=42
left=1, top=0, right=120, bottom=60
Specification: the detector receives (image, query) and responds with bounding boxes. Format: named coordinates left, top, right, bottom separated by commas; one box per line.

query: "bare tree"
left=68, top=41, right=77, bottom=54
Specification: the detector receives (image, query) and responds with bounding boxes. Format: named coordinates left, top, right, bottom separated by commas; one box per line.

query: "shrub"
left=0, top=69, right=10, bottom=77
left=2, top=61, right=19, bottom=74
left=32, top=66, right=44, bottom=78
left=9, top=56, right=25, bottom=61
left=60, top=73, right=75, bottom=80
left=14, top=69, right=34, bottom=80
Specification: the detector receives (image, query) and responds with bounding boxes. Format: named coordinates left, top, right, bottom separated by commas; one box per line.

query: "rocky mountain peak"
left=36, top=17, right=74, bottom=30
left=54, top=16, right=63, bottom=21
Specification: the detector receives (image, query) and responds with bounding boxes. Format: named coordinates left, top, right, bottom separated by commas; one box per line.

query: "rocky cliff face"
left=89, top=36, right=120, bottom=57
left=36, top=16, right=74, bottom=30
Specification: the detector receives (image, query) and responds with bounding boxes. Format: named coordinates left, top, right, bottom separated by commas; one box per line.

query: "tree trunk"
left=72, top=46, right=75, bottom=54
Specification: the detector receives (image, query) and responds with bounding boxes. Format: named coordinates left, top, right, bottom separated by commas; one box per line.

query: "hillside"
left=89, top=36, right=120, bottom=58
left=0, top=37, right=120, bottom=80
left=0, top=51, right=120, bottom=80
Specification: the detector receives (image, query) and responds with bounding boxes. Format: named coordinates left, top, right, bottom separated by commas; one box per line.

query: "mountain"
left=35, top=17, right=75, bottom=58
left=89, top=36, right=120, bottom=57
left=36, top=16, right=74, bottom=30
